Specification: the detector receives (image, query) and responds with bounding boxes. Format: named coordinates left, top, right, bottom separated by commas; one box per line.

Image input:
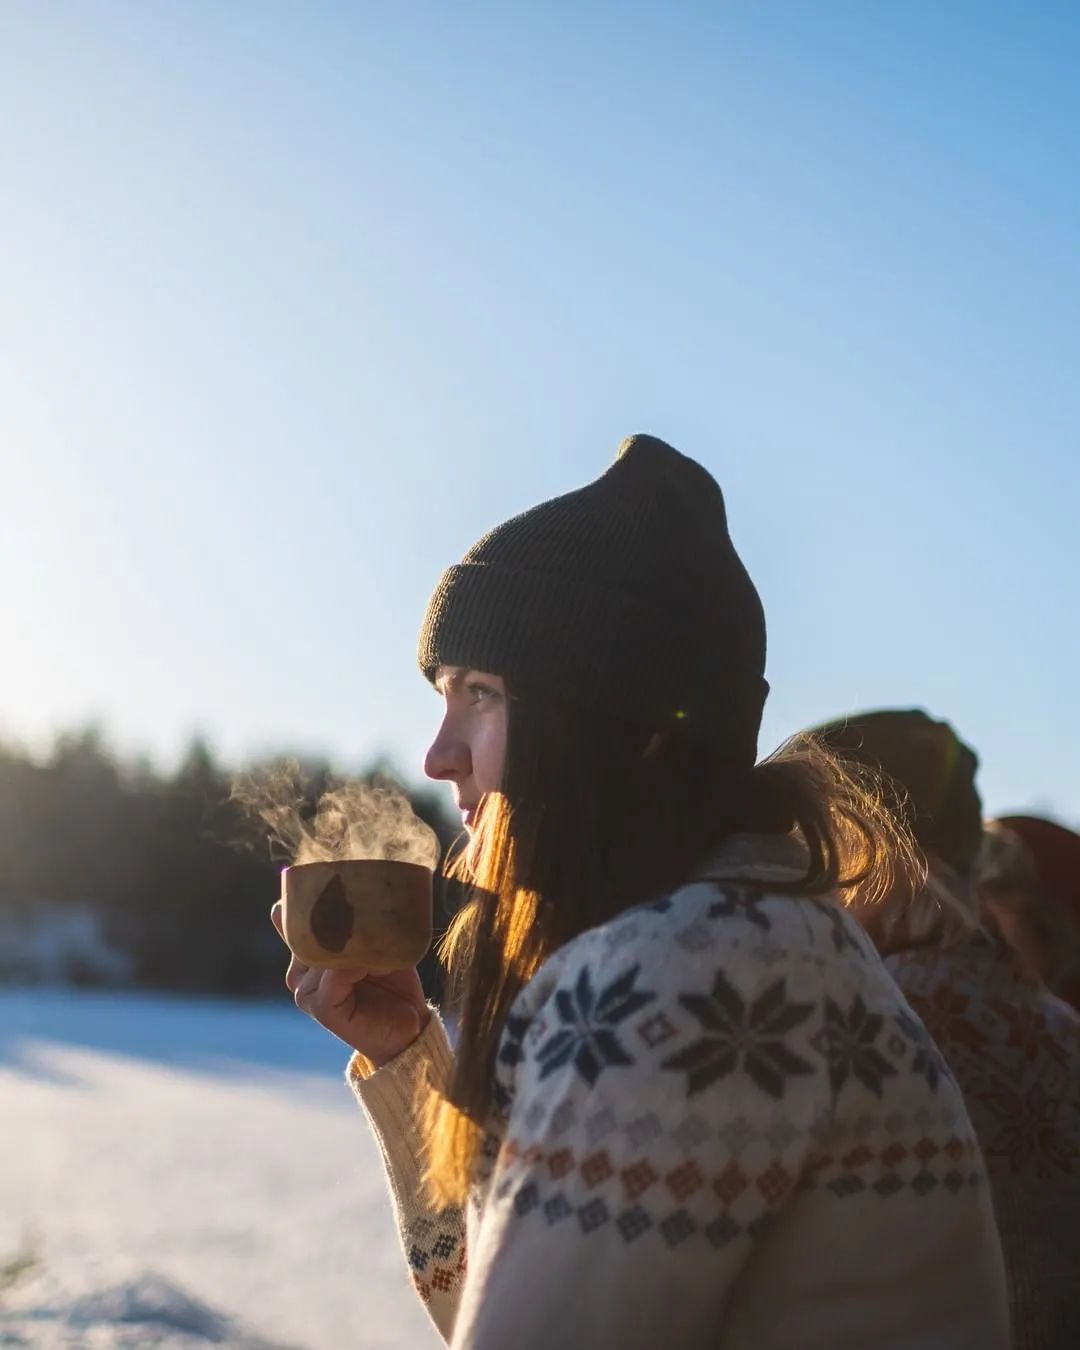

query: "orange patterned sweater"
left=887, top=936, right=1080, bottom=1349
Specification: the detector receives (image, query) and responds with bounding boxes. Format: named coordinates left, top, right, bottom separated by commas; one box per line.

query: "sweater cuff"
left=346, top=1010, right=455, bottom=1197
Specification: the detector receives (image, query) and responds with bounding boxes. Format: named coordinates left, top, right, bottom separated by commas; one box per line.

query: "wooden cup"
left=280, top=859, right=433, bottom=973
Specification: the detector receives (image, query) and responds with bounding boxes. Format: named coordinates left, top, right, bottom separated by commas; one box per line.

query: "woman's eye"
left=465, top=681, right=499, bottom=704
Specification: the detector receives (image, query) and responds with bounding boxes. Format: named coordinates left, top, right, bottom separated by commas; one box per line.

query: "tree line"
left=0, top=728, right=461, bottom=998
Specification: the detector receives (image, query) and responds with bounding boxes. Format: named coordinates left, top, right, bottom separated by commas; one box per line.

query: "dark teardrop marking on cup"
left=310, top=875, right=354, bottom=953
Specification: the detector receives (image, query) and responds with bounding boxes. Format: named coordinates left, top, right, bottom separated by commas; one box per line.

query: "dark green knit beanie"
left=811, top=709, right=983, bottom=876
left=418, top=434, right=768, bottom=765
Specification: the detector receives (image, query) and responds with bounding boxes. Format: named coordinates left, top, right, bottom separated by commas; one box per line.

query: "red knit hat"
left=995, top=815, right=1080, bottom=923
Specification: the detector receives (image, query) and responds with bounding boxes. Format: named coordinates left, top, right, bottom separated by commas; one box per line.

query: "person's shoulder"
left=888, top=940, right=1080, bottom=1042
left=510, top=876, right=884, bottom=1033
left=492, top=877, right=965, bottom=1127
left=493, top=878, right=954, bottom=1125
left=493, top=880, right=835, bottom=1118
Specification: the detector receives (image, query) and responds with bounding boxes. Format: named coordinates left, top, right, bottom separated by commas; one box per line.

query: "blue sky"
left=2, top=1, right=1077, bottom=823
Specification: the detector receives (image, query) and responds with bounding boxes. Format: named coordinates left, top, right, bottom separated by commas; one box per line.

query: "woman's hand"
left=270, top=902, right=430, bottom=1068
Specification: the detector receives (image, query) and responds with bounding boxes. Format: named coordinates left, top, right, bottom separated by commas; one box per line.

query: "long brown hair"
left=421, top=689, right=913, bottom=1208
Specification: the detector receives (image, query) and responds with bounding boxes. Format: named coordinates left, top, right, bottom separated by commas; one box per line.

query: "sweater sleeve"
left=348, top=1012, right=467, bottom=1343
left=448, top=942, right=832, bottom=1350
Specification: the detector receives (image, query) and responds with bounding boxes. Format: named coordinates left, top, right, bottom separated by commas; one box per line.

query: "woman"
left=277, top=437, right=1008, bottom=1348
left=814, top=710, right=1080, bottom=1350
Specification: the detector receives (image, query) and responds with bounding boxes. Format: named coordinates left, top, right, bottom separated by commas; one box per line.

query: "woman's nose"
left=424, top=717, right=471, bottom=783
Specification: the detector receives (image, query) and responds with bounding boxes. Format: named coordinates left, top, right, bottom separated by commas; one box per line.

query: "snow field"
left=0, top=990, right=440, bottom=1348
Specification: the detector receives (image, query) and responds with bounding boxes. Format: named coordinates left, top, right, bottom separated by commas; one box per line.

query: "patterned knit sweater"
left=350, top=839, right=1009, bottom=1349
left=887, top=937, right=1080, bottom=1349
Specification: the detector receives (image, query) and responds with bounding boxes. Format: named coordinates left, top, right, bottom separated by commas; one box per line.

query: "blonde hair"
left=850, top=856, right=979, bottom=954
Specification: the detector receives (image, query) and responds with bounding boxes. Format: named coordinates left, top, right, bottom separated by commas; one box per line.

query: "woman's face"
left=424, top=667, right=508, bottom=832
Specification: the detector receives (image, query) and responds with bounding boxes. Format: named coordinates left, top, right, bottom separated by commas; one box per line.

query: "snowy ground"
left=0, top=988, right=440, bottom=1348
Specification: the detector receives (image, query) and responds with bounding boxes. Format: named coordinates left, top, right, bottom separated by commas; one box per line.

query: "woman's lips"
left=461, top=805, right=478, bottom=829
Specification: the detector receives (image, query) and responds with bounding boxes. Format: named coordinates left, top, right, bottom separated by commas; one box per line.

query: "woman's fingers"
left=275, top=935, right=422, bottom=1063
left=323, top=969, right=367, bottom=1002
left=311, top=970, right=367, bottom=1022
left=284, top=953, right=311, bottom=995
left=274, top=904, right=305, bottom=998
left=294, top=965, right=323, bottom=1010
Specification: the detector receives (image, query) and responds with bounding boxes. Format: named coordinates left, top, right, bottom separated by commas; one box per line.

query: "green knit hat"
left=418, top=434, right=768, bottom=764
left=811, top=709, right=983, bottom=876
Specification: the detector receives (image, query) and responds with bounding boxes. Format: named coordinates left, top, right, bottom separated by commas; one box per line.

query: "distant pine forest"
left=0, top=728, right=461, bottom=999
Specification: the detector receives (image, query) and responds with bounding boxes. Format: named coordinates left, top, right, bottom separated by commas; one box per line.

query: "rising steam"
left=231, top=762, right=440, bottom=870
